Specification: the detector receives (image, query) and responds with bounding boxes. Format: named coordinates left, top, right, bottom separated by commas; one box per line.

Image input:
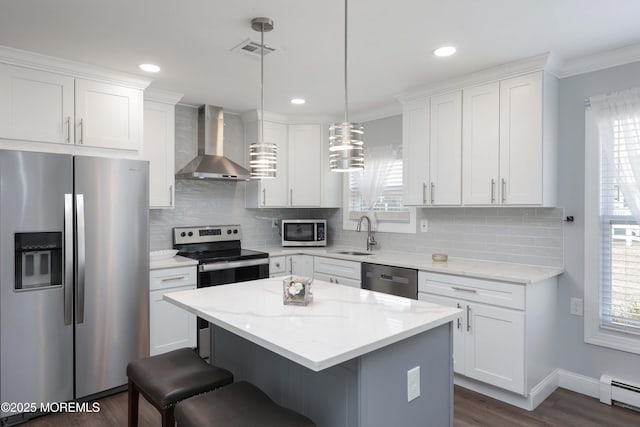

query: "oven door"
left=196, top=258, right=269, bottom=359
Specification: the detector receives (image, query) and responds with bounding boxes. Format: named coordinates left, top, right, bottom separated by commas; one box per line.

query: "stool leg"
left=128, top=379, right=139, bottom=427
left=161, top=407, right=175, bottom=427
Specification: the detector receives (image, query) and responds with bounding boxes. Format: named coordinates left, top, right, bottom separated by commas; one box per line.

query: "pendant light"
left=329, top=0, right=364, bottom=172
left=249, top=17, right=277, bottom=179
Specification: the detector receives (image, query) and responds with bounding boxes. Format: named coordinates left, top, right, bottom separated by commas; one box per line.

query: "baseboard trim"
left=455, top=369, right=604, bottom=411
left=454, top=370, right=559, bottom=411
left=557, top=369, right=600, bottom=399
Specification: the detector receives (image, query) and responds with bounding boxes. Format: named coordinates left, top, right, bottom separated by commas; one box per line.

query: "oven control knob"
left=188, top=231, right=194, bottom=237
left=233, top=229, right=238, bottom=234
left=227, top=229, right=232, bottom=234
left=180, top=232, right=186, bottom=237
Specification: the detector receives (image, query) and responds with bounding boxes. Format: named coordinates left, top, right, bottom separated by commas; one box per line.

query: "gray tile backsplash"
left=150, top=105, right=564, bottom=268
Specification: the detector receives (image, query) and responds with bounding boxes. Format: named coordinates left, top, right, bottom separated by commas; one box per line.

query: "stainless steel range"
left=173, top=225, right=269, bottom=358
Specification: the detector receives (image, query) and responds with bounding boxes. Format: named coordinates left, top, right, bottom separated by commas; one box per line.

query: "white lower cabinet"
left=269, top=255, right=314, bottom=278
left=149, top=266, right=197, bottom=356
left=313, top=257, right=361, bottom=288
left=418, top=271, right=556, bottom=398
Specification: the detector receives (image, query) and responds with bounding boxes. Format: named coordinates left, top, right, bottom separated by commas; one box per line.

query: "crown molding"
left=0, top=45, right=151, bottom=89
left=556, top=43, right=640, bottom=78
left=396, top=53, right=552, bottom=103
left=144, top=88, right=184, bottom=104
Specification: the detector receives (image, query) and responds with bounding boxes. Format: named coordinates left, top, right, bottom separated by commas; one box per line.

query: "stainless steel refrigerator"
left=0, top=150, right=149, bottom=421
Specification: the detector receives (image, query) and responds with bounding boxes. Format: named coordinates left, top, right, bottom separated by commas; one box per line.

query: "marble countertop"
left=150, top=255, right=198, bottom=270
left=164, top=278, right=460, bottom=371
left=259, top=247, right=563, bottom=284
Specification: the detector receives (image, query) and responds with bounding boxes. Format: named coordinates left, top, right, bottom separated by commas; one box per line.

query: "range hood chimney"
left=175, top=105, right=252, bottom=181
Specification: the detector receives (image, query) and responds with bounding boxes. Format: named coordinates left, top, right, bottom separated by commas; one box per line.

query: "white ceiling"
left=2, top=0, right=640, bottom=118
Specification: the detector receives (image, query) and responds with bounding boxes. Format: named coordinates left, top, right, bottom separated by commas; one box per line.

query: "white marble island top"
left=164, top=278, right=460, bottom=371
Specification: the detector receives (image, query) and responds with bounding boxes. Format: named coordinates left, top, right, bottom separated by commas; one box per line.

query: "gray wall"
left=557, top=61, right=640, bottom=383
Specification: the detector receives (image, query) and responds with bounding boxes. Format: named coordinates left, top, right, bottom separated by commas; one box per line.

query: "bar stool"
left=174, top=381, right=316, bottom=427
left=126, top=348, right=233, bottom=427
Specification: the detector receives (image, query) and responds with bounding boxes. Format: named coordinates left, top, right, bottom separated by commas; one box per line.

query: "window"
left=585, top=92, right=640, bottom=354
left=342, top=145, right=416, bottom=233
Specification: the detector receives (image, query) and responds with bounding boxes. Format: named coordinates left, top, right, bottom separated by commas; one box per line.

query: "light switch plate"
left=570, top=297, right=583, bottom=316
left=407, top=366, right=420, bottom=402
left=420, top=219, right=428, bottom=233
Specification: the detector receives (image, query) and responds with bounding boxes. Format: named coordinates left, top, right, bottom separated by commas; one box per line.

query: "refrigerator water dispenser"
left=14, top=232, right=62, bottom=290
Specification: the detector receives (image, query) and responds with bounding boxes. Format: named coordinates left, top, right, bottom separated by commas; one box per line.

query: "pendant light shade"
left=329, top=0, right=364, bottom=172
left=249, top=17, right=277, bottom=179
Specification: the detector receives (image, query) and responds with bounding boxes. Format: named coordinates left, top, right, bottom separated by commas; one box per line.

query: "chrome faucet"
left=356, top=215, right=377, bottom=252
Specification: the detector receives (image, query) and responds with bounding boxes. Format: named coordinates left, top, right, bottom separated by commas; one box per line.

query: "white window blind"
left=348, top=154, right=410, bottom=222
left=600, top=116, right=640, bottom=334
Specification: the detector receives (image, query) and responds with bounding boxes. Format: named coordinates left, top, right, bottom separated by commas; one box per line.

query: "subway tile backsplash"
left=327, top=207, right=564, bottom=268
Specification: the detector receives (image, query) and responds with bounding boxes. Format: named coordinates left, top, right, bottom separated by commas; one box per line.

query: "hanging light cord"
left=344, top=0, right=349, bottom=124
left=260, top=22, right=265, bottom=145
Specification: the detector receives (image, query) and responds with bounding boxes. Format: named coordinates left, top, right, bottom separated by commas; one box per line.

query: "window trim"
left=584, top=109, right=640, bottom=354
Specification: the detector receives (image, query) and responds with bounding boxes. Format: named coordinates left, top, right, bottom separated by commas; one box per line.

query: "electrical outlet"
left=570, top=297, right=583, bottom=316
left=407, top=366, right=420, bottom=402
left=272, top=219, right=278, bottom=229
left=420, top=219, right=429, bottom=233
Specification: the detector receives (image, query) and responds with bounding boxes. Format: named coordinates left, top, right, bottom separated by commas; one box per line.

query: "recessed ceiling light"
left=433, top=46, right=456, bottom=57
left=139, top=63, right=161, bottom=73
left=290, top=98, right=306, bottom=105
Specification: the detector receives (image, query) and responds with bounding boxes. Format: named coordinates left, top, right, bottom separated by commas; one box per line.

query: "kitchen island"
left=165, top=278, right=461, bottom=427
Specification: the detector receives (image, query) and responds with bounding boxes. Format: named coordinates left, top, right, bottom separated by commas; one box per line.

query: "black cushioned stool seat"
left=127, top=348, right=233, bottom=427
left=174, top=381, right=316, bottom=427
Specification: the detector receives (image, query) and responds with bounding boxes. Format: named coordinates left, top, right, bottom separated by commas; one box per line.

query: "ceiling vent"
left=231, top=38, right=276, bottom=58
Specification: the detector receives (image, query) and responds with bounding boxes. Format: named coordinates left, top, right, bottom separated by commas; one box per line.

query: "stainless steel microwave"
left=281, top=219, right=327, bottom=247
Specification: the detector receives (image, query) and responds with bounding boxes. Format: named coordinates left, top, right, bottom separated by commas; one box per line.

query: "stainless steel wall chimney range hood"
left=175, top=105, right=252, bottom=181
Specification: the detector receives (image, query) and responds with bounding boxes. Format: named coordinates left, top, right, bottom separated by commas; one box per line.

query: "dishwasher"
left=362, top=263, right=418, bottom=299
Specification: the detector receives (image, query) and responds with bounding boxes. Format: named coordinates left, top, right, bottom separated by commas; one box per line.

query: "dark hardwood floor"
left=21, top=385, right=640, bottom=426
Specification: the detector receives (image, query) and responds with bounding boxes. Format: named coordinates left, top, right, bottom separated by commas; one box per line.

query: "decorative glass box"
left=282, top=275, right=313, bottom=306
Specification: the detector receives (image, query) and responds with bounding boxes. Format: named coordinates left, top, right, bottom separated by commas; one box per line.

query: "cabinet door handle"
left=466, top=305, right=471, bottom=332
left=422, top=183, right=427, bottom=205
left=430, top=182, right=435, bottom=204
left=262, top=188, right=266, bottom=206
left=65, top=116, right=71, bottom=143
left=452, top=286, right=477, bottom=293
left=160, top=275, right=187, bottom=282
left=169, top=185, right=173, bottom=205
left=456, top=303, right=462, bottom=330
left=501, top=178, right=507, bottom=203
left=79, top=118, right=84, bottom=144
left=290, top=189, right=293, bottom=206
left=289, top=257, right=293, bottom=274
left=490, top=179, right=496, bottom=204
left=274, top=262, right=281, bottom=268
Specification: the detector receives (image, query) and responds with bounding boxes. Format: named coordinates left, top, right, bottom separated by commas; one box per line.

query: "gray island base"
left=211, top=323, right=453, bottom=427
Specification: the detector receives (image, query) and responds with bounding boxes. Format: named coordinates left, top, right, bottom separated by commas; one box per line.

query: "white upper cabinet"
left=0, top=47, right=150, bottom=154
left=462, top=82, right=500, bottom=205
left=429, top=91, right=462, bottom=205
left=402, top=99, right=430, bottom=206
left=75, top=79, right=142, bottom=150
left=143, top=89, right=183, bottom=209
left=0, top=63, right=74, bottom=144
left=245, top=119, right=289, bottom=207
left=244, top=111, right=339, bottom=208
left=289, top=124, right=321, bottom=206
left=399, top=54, right=557, bottom=207
left=499, top=72, right=544, bottom=205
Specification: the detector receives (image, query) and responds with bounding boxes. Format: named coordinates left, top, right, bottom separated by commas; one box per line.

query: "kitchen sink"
left=334, top=250, right=372, bottom=256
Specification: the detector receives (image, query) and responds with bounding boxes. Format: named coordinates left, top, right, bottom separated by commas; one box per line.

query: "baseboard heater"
left=600, top=375, right=640, bottom=411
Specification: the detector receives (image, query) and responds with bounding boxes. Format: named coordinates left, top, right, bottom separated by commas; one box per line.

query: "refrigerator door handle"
left=76, top=194, right=86, bottom=324
left=64, top=194, right=73, bottom=326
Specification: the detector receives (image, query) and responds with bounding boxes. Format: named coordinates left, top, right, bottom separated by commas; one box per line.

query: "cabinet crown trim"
left=396, top=52, right=555, bottom=103
left=145, top=88, right=184, bottom=104
left=0, top=45, right=151, bottom=89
